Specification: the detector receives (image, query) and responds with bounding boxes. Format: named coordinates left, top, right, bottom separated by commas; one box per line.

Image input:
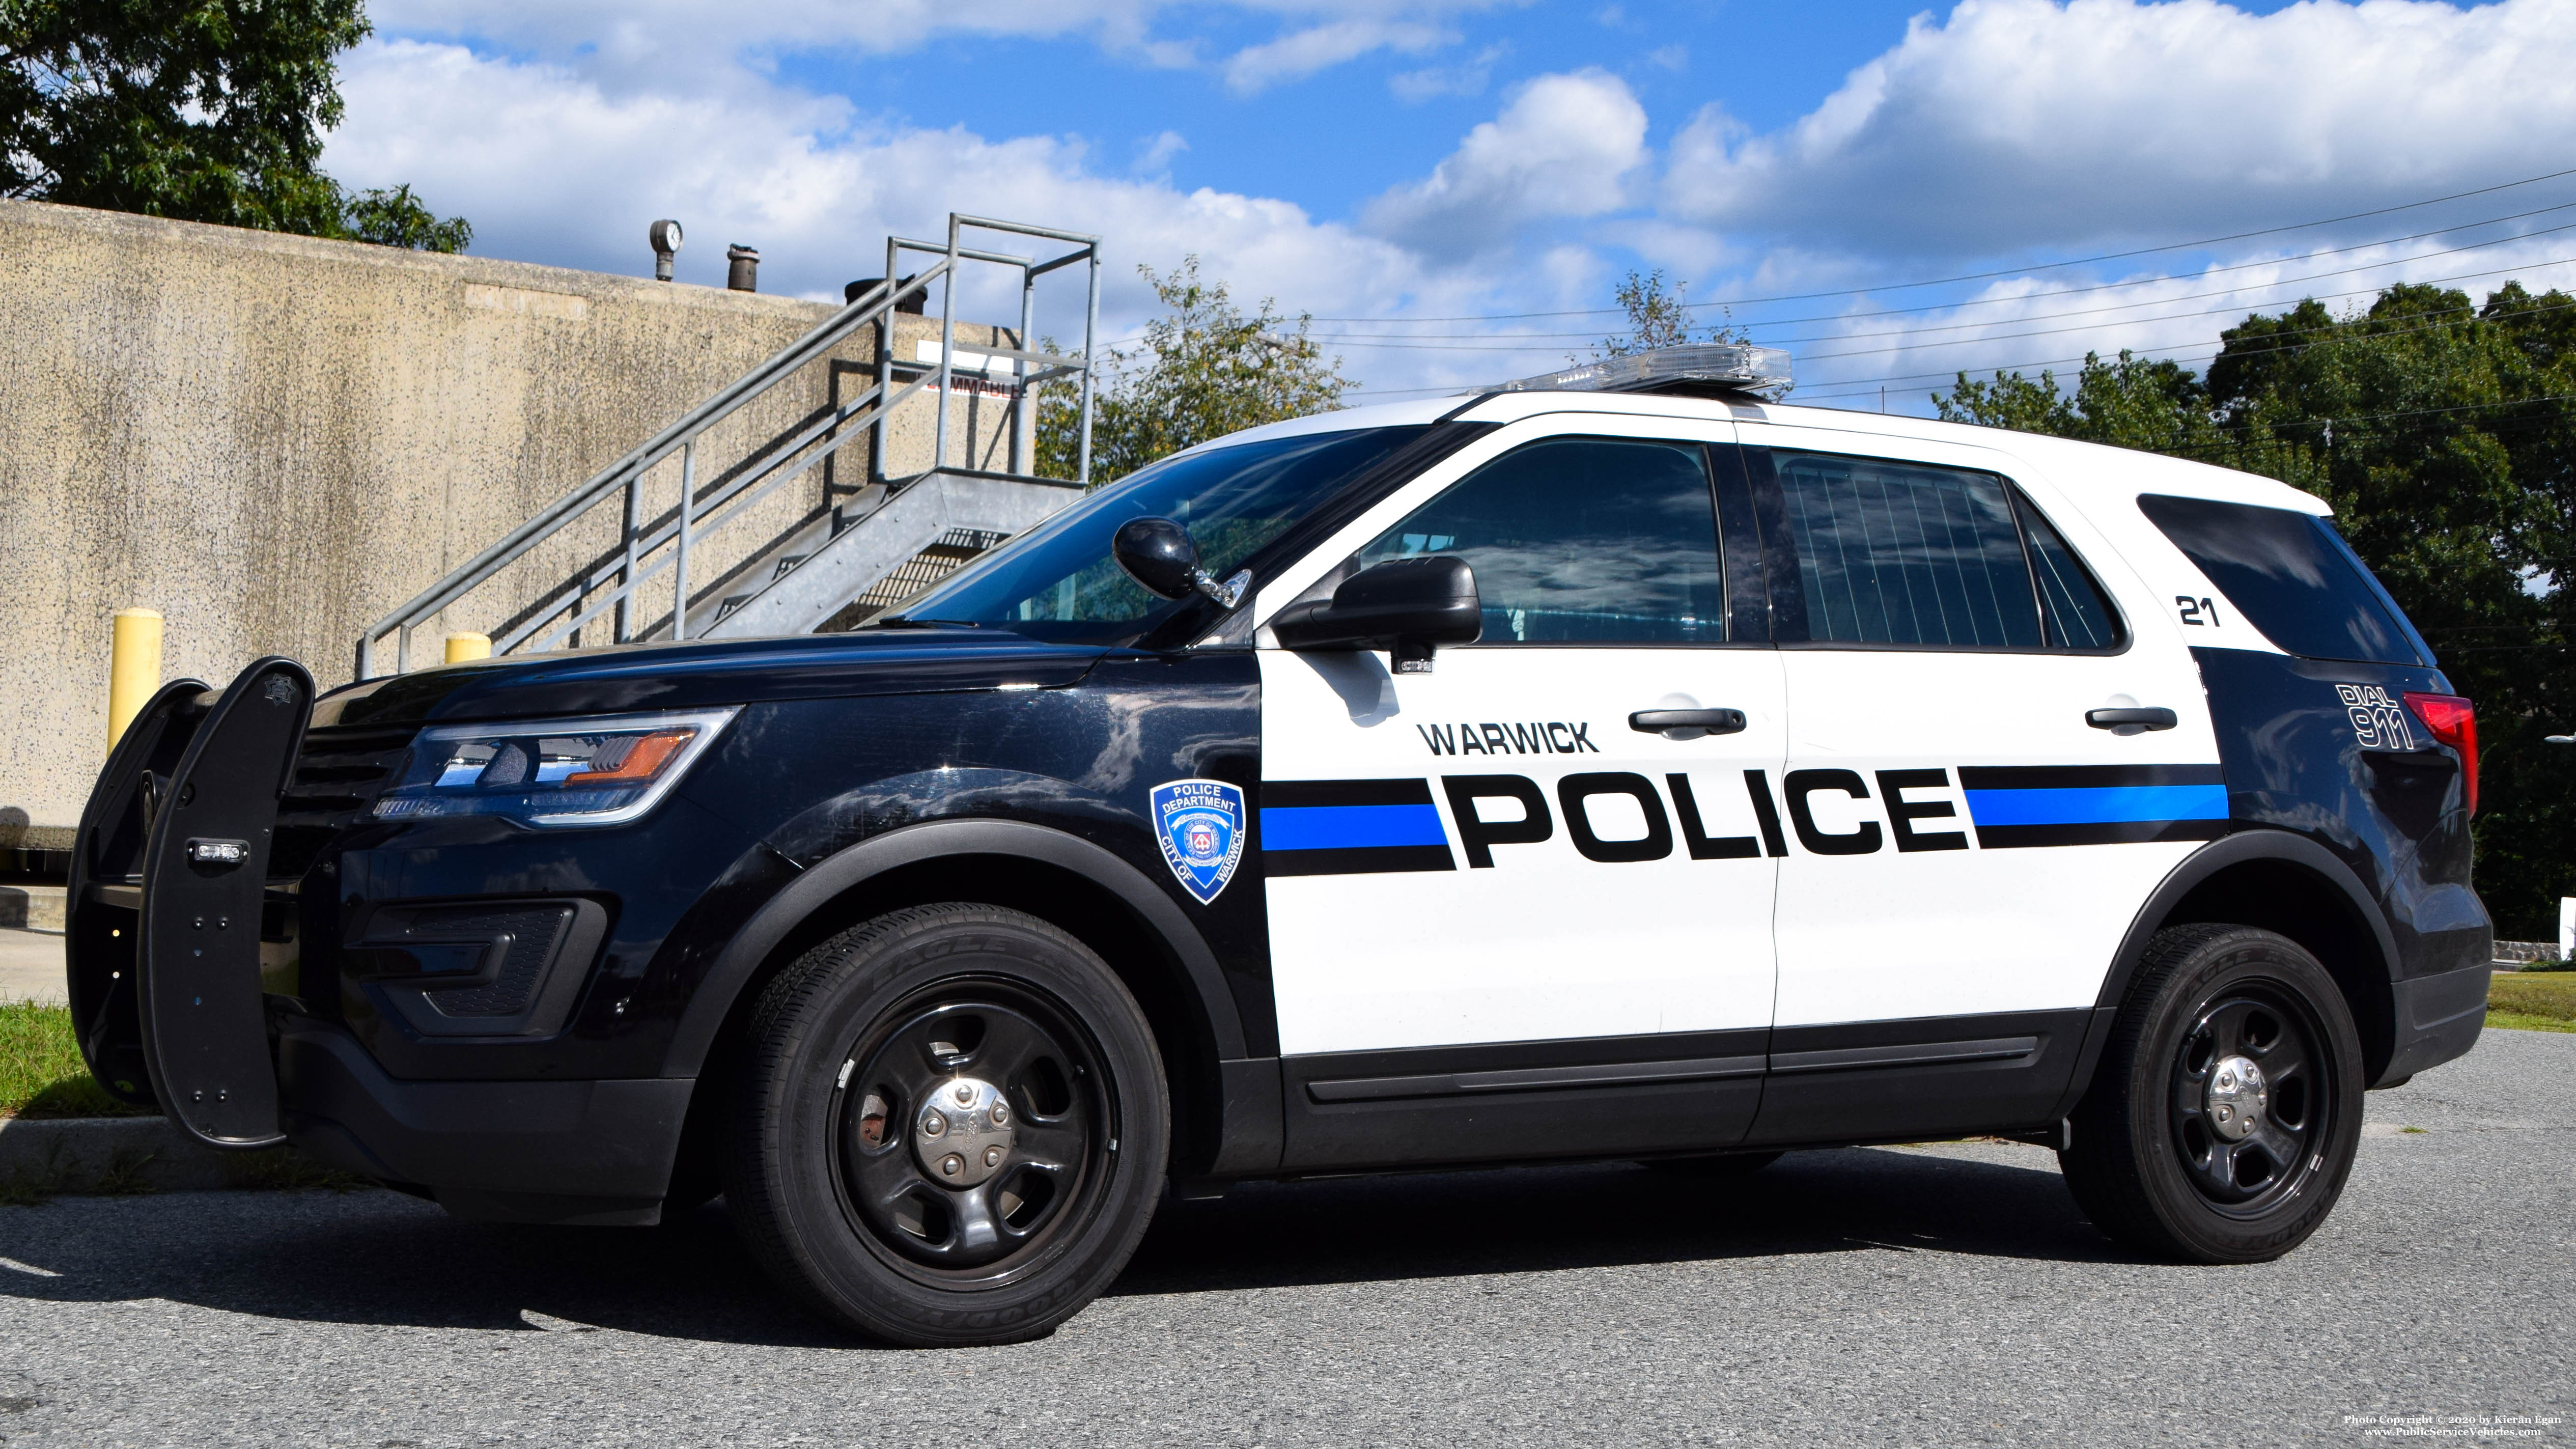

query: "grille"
left=270, top=724, right=417, bottom=881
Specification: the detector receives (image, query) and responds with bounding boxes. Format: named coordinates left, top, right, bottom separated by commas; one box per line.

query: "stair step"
left=772, top=554, right=808, bottom=580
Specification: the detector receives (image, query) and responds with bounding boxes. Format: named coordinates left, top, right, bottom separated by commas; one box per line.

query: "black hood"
left=311, top=628, right=1108, bottom=729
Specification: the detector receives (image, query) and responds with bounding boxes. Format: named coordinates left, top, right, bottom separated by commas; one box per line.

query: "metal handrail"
left=355, top=214, right=1102, bottom=679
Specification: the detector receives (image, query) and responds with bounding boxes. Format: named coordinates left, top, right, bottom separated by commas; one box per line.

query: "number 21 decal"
left=2176, top=595, right=2221, bottom=627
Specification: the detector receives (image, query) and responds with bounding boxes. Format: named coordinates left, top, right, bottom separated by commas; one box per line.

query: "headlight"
left=373, top=708, right=740, bottom=827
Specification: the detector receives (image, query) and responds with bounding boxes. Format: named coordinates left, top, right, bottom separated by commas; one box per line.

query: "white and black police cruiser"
left=67, top=344, right=2490, bottom=1345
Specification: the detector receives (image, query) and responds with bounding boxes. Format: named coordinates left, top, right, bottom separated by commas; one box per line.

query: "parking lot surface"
left=0, top=1028, right=2566, bottom=1448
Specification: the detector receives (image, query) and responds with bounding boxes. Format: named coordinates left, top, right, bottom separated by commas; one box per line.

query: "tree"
left=1936, top=284, right=2576, bottom=937
left=1593, top=268, right=1746, bottom=359
left=1035, top=257, right=1352, bottom=483
left=1, top=0, right=469, bottom=249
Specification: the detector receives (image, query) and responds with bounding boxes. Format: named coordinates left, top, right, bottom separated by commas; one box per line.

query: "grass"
left=2488, top=969, right=2576, bottom=1034
left=1, top=1000, right=153, bottom=1120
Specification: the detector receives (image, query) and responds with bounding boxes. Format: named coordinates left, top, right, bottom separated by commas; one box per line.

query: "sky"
left=321, top=0, right=2576, bottom=413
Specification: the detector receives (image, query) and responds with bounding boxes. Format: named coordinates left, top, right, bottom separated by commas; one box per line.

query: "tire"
left=723, top=903, right=1169, bottom=1346
left=2059, top=924, right=2365, bottom=1264
left=1639, top=1151, right=1785, bottom=1177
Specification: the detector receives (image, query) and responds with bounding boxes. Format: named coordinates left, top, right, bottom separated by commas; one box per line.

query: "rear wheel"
left=724, top=903, right=1168, bottom=1346
left=2059, top=924, right=2364, bottom=1263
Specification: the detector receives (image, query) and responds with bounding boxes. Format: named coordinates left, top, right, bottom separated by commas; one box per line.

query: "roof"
left=1199, top=390, right=2329, bottom=518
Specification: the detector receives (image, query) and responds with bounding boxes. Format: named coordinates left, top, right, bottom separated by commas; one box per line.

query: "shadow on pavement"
left=0, top=1144, right=2112, bottom=1347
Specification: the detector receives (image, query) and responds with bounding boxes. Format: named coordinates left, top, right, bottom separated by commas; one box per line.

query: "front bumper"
left=278, top=1019, right=690, bottom=1225
left=2378, top=963, right=2490, bottom=1086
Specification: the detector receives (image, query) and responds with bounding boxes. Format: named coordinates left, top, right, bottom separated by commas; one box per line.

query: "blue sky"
left=328, top=0, right=2573, bottom=409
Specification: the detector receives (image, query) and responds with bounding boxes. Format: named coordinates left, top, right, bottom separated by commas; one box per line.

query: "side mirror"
left=1270, top=556, right=1480, bottom=674
left=1113, top=517, right=1249, bottom=609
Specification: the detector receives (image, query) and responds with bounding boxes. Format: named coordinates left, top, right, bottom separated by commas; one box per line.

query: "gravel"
left=0, top=1029, right=2567, bottom=1447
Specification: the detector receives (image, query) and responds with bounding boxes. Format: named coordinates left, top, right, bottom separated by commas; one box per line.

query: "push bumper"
left=2377, top=963, right=2490, bottom=1086
left=277, top=1019, right=691, bottom=1224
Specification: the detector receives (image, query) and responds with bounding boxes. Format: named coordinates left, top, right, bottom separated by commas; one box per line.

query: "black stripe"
left=1974, top=818, right=2229, bottom=850
left=1263, top=777, right=1436, bottom=810
left=1956, top=763, right=2225, bottom=791
left=1264, top=844, right=1457, bottom=876
left=1769, top=1036, right=2036, bottom=1074
left=1307, top=1053, right=1766, bottom=1102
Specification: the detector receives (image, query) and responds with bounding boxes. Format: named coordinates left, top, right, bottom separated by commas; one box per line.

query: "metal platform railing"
left=355, top=214, right=1102, bottom=679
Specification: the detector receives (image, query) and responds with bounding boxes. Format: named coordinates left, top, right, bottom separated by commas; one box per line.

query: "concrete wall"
left=0, top=199, right=1028, bottom=847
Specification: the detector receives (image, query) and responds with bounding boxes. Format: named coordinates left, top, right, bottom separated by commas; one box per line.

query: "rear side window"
left=1769, top=451, right=2121, bottom=651
left=2136, top=495, right=2427, bottom=665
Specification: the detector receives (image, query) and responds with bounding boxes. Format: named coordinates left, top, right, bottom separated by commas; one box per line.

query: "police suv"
left=69, top=345, right=2490, bottom=1346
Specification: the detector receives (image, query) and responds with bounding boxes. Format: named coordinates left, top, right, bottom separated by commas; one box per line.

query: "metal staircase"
left=355, top=215, right=1103, bottom=679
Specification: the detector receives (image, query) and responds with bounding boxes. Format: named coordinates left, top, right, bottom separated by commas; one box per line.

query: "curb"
left=0, top=884, right=66, bottom=933
left=0, top=1114, right=358, bottom=1200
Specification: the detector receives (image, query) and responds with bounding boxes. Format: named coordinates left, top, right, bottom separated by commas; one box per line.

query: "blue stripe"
left=1965, top=785, right=2229, bottom=828
left=1261, top=803, right=1449, bottom=852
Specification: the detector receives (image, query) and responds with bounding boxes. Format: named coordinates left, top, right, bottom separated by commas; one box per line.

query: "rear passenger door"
left=1737, top=424, right=2222, bottom=1141
left=1254, top=417, right=1784, bottom=1168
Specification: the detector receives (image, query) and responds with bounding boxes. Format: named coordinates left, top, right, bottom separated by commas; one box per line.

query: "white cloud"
left=325, top=39, right=1495, bottom=369
left=1221, top=19, right=1451, bottom=93
left=1664, top=0, right=2576, bottom=260
left=1389, top=42, right=1507, bottom=102
left=373, top=0, right=1499, bottom=91
left=1362, top=69, right=1649, bottom=258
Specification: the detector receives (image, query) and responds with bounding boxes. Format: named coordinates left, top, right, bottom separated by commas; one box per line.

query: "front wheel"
left=724, top=904, right=1169, bottom=1346
left=2059, top=924, right=2365, bottom=1263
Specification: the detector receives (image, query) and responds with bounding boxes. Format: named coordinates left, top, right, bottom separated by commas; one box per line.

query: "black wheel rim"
left=828, top=975, right=1113, bottom=1286
left=2166, top=983, right=2337, bottom=1217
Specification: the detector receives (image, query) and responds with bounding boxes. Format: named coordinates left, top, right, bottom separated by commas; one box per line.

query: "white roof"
left=1200, top=391, right=2329, bottom=517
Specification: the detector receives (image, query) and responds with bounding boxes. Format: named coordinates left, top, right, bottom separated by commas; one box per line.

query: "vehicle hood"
left=311, top=628, right=1108, bottom=728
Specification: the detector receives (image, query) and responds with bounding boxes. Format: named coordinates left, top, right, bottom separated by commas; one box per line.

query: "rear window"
left=2136, top=495, right=2427, bottom=665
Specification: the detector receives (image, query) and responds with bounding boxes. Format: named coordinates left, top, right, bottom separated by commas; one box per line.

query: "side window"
left=2136, top=494, right=2427, bottom=665
left=1769, top=450, right=2121, bottom=651
left=1352, top=437, right=1727, bottom=644
left=2022, top=500, right=2123, bottom=649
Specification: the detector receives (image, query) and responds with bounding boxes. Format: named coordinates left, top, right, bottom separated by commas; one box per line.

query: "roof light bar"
left=1492, top=343, right=1794, bottom=400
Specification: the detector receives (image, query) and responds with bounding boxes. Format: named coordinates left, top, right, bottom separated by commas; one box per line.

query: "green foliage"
left=2, top=1000, right=147, bottom=1120
left=1035, top=257, right=1352, bottom=483
left=1937, top=283, right=2576, bottom=937
left=1594, top=268, right=1746, bottom=358
left=340, top=182, right=470, bottom=253
left=0, top=0, right=469, bottom=248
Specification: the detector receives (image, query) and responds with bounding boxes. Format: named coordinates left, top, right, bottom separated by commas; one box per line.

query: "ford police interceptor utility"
left=67, top=344, right=2490, bottom=1347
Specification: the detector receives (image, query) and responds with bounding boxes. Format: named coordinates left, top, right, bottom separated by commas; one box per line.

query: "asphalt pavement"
left=0, top=1028, right=2567, bottom=1447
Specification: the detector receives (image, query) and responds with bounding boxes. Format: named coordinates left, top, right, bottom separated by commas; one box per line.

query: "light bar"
left=1492, top=343, right=1793, bottom=399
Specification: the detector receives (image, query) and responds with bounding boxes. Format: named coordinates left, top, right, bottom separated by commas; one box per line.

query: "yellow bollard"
left=444, top=632, right=492, bottom=664
left=107, top=607, right=163, bottom=749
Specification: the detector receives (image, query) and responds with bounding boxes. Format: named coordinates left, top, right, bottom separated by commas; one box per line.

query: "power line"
left=1307, top=163, right=2576, bottom=324
left=1310, top=197, right=2576, bottom=342
left=1770, top=291, right=2576, bottom=401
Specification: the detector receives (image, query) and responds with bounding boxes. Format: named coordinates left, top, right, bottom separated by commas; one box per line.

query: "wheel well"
left=667, top=854, right=1226, bottom=1206
left=2152, top=858, right=2397, bottom=1081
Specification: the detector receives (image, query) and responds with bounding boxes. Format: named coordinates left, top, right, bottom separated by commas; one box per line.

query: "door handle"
left=2086, top=707, right=2178, bottom=731
left=1630, top=708, right=1748, bottom=738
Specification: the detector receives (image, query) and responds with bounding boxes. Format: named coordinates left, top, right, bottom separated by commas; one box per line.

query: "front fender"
left=658, top=816, right=1249, bottom=1079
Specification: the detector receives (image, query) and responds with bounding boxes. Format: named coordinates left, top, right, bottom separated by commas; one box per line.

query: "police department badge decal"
left=1151, top=778, right=1246, bottom=906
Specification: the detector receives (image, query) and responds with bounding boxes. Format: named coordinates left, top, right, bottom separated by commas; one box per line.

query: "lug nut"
left=940, top=1154, right=964, bottom=1177
left=920, top=1112, right=946, bottom=1137
left=990, top=1099, right=1009, bottom=1125
left=983, top=1145, right=1003, bottom=1167
left=955, top=1083, right=975, bottom=1105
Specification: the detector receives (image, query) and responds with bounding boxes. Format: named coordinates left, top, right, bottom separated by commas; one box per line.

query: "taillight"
left=2403, top=692, right=2478, bottom=816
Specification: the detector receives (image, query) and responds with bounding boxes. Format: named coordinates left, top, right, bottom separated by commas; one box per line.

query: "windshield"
left=882, top=426, right=1429, bottom=645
